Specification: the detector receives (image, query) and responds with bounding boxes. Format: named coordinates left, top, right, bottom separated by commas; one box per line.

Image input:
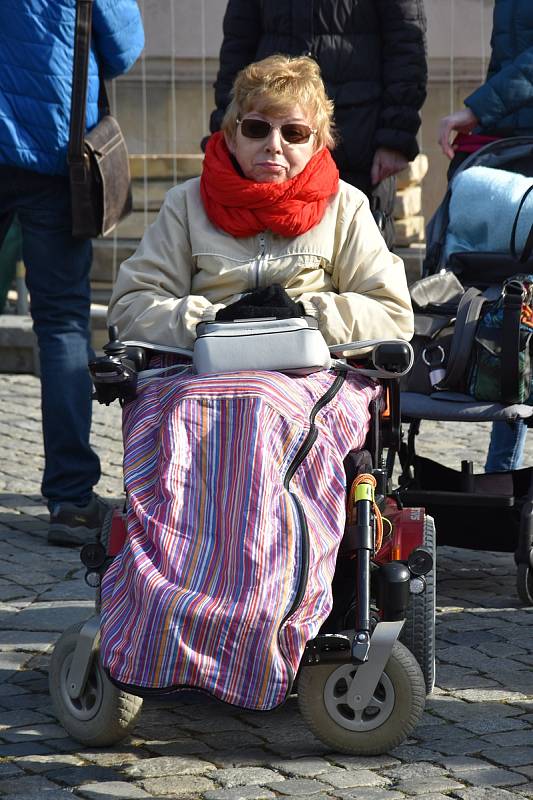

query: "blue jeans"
left=485, top=419, right=528, bottom=472
left=0, top=166, right=101, bottom=508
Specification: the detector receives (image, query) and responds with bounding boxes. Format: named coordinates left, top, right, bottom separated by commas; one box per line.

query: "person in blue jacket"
left=0, top=0, right=144, bottom=544
left=438, top=0, right=533, bottom=473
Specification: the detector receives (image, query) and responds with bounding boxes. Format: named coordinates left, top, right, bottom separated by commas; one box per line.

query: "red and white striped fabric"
left=100, top=366, right=379, bottom=710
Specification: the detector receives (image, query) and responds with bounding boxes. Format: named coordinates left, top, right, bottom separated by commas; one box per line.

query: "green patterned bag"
left=469, top=275, right=533, bottom=404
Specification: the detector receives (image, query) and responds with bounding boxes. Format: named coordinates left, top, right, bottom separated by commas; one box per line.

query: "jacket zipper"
left=278, top=367, right=347, bottom=693
left=254, top=233, right=267, bottom=289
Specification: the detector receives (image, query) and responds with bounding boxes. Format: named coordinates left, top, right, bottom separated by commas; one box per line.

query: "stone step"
left=90, top=304, right=110, bottom=352
left=395, top=244, right=426, bottom=284
left=102, top=210, right=158, bottom=240
left=0, top=314, right=39, bottom=374
left=396, top=154, right=429, bottom=190
left=395, top=216, right=425, bottom=246
left=0, top=304, right=112, bottom=374
left=132, top=179, right=175, bottom=211
left=394, top=186, right=422, bottom=220
left=90, top=238, right=138, bottom=282
left=129, top=154, right=203, bottom=180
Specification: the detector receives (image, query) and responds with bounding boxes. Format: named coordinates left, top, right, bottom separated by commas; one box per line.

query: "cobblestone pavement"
left=0, top=373, right=532, bottom=800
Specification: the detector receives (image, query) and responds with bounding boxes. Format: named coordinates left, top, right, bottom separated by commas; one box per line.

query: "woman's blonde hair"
left=221, top=55, right=335, bottom=150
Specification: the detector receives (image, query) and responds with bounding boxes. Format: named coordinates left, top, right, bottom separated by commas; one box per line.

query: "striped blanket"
left=100, top=366, right=380, bottom=710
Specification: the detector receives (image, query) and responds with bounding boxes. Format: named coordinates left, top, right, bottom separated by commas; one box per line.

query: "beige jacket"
left=108, top=178, right=414, bottom=350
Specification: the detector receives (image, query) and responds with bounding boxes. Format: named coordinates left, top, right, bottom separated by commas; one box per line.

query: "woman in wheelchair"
left=102, top=55, right=414, bottom=711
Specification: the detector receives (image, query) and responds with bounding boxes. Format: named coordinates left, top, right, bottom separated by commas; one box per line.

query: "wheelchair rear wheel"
left=297, top=640, right=425, bottom=755
left=49, top=621, right=143, bottom=746
left=399, top=515, right=436, bottom=693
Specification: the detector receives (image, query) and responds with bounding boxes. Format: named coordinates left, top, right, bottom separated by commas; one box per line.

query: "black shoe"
left=48, top=495, right=113, bottom=547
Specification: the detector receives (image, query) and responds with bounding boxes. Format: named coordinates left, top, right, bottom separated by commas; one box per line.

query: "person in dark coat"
left=207, top=0, right=428, bottom=247
left=438, top=0, right=533, bottom=473
left=0, top=0, right=144, bottom=545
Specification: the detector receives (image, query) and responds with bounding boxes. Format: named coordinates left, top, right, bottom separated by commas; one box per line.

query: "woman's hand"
left=370, top=147, right=410, bottom=185
left=438, top=108, right=479, bottom=159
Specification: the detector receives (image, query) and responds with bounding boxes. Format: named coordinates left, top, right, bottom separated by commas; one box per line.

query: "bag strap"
left=510, top=183, right=533, bottom=263
left=501, top=282, right=525, bottom=403
left=67, top=0, right=110, bottom=173
left=439, top=287, right=485, bottom=392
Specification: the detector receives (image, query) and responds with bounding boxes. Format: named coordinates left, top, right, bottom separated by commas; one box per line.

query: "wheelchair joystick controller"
left=103, top=325, right=127, bottom=360
left=89, top=325, right=138, bottom=405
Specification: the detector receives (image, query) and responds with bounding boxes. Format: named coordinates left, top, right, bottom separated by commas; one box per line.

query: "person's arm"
left=464, top=45, right=533, bottom=131
left=92, top=0, right=145, bottom=79
left=438, top=108, right=479, bottom=159
left=107, top=187, right=218, bottom=350
left=373, top=0, right=427, bottom=177
left=298, top=193, right=414, bottom=347
left=209, top=0, right=262, bottom=133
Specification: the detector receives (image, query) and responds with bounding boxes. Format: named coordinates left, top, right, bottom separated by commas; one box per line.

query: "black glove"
left=216, top=284, right=305, bottom=321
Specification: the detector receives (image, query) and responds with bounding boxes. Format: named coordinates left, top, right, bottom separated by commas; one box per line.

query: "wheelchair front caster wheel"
left=297, top=641, right=425, bottom=755
left=516, top=563, right=533, bottom=606
left=49, top=622, right=143, bottom=746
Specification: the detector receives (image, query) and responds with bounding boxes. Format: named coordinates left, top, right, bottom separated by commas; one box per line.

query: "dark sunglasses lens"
left=280, top=124, right=312, bottom=143
left=240, top=119, right=271, bottom=138
left=240, top=119, right=313, bottom=143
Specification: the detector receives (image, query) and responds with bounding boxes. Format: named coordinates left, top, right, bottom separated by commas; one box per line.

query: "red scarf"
left=200, top=131, right=339, bottom=238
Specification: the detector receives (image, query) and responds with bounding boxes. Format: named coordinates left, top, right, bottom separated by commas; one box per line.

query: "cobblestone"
left=213, top=768, right=284, bottom=788
left=139, top=773, right=217, bottom=796
left=203, top=789, right=276, bottom=800
left=265, top=777, right=329, bottom=795
left=0, top=374, right=532, bottom=799
left=123, top=755, right=218, bottom=779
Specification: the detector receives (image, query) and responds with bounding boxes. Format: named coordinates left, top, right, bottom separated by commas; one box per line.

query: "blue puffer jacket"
left=465, top=0, right=533, bottom=135
left=0, top=0, right=144, bottom=176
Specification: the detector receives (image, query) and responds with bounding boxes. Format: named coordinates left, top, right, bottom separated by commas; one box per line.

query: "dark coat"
left=465, top=0, right=533, bottom=136
left=209, top=0, right=427, bottom=192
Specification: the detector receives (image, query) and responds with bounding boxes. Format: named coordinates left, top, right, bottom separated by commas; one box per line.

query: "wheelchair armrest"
left=330, top=339, right=413, bottom=379
left=372, top=342, right=412, bottom=375
left=124, top=345, right=150, bottom=373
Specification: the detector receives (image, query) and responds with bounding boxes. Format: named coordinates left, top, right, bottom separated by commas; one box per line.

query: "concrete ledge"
left=0, top=315, right=39, bottom=375
left=0, top=308, right=110, bottom=373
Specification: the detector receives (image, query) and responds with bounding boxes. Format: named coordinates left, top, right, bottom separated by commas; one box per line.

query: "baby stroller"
left=48, top=325, right=435, bottom=755
left=398, top=136, right=533, bottom=605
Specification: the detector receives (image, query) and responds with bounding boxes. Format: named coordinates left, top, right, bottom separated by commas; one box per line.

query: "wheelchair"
left=398, top=136, right=533, bottom=606
left=48, top=328, right=436, bottom=755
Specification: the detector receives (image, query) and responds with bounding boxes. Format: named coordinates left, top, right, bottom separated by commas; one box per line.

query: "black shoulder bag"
left=68, top=0, right=132, bottom=239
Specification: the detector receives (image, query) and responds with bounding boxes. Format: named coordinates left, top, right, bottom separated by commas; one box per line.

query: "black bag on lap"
left=215, top=284, right=304, bottom=321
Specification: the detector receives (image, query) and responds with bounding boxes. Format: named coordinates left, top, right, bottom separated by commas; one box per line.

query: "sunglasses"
left=237, top=117, right=317, bottom=144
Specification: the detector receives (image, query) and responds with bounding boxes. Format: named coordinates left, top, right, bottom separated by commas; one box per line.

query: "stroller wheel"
left=516, top=563, right=533, bottom=606
left=297, top=640, right=425, bottom=755
left=49, top=621, right=143, bottom=746
left=399, top=514, right=436, bottom=693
